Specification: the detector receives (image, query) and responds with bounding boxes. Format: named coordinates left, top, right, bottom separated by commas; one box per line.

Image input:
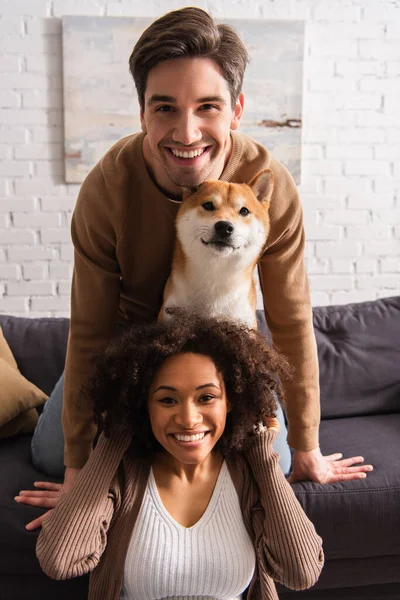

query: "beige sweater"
left=63, top=131, right=320, bottom=468
left=37, top=430, right=324, bottom=599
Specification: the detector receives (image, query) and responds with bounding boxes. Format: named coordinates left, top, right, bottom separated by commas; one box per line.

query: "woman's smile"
left=170, top=430, right=210, bottom=446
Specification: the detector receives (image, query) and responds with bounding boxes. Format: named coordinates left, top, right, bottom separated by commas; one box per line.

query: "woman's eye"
left=159, top=397, right=176, bottom=405
left=239, top=207, right=250, bottom=216
left=202, top=202, right=215, bottom=211
left=199, top=394, right=215, bottom=403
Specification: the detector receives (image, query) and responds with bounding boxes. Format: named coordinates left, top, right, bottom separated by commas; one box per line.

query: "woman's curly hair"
left=87, top=312, right=292, bottom=458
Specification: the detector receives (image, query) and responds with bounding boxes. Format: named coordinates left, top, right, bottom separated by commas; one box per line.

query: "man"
left=19, top=7, right=372, bottom=530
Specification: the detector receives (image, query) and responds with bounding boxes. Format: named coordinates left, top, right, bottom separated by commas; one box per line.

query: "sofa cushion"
left=0, top=316, right=69, bottom=397
left=0, top=327, right=48, bottom=439
left=0, top=434, right=89, bottom=598
left=313, top=296, right=400, bottom=419
left=292, top=413, right=400, bottom=561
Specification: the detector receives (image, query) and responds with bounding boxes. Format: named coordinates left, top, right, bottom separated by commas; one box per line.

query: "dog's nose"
left=214, top=221, right=235, bottom=238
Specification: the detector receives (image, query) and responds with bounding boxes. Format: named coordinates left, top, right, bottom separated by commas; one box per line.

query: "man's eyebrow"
left=197, top=96, right=227, bottom=105
left=147, top=95, right=176, bottom=106
left=146, top=95, right=227, bottom=106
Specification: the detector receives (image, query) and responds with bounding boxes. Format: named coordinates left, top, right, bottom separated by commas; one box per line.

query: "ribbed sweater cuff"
left=243, top=430, right=278, bottom=469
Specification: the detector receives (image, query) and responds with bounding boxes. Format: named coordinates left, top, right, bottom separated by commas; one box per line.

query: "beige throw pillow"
left=0, top=326, right=18, bottom=370
left=0, top=326, right=48, bottom=439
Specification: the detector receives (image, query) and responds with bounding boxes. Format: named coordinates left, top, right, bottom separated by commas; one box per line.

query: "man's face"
left=140, top=57, right=244, bottom=197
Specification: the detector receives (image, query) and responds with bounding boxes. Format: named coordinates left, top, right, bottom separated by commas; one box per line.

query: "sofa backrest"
left=0, top=315, right=69, bottom=396
left=2, top=294, right=399, bottom=419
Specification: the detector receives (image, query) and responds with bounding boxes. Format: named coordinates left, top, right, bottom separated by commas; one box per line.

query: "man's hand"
left=15, top=466, right=82, bottom=530
left=288, top=447, right=373, bottom=484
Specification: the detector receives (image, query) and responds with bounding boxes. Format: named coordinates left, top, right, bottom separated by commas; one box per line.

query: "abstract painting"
left=62, top=16, right=304, bottom=183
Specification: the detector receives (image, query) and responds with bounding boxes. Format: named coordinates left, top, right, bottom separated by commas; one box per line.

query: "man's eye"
left=239, top=207, right=250, bottom=216
left=202, top=202, right=215, bottom=211
left=156, top=105, right=172, bottom=112
left=200, top=104, right=217, bottom=111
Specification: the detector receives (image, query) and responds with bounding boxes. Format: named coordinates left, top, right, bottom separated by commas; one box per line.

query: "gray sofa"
left=1, top=296, right=400, bottom=600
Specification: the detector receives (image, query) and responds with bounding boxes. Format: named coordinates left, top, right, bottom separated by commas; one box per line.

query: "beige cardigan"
left=37, top=430, right=324, bottom=599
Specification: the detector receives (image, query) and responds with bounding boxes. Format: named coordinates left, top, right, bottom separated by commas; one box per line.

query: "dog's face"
left=176, top=170, right=273, bottom=262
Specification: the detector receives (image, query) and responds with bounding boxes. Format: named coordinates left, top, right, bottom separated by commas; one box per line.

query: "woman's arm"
left=244, top=428, right=324, bottom=590
left=36, top=432, right=130, bottom=580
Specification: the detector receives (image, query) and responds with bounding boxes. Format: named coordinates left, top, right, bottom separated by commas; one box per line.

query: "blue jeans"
left=31, top=373, right=66, bottom=478
left=32, top=372, right=292, bottom=477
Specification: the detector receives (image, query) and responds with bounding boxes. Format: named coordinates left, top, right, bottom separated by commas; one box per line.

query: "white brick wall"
left=0, top=0, right=399, bottom=317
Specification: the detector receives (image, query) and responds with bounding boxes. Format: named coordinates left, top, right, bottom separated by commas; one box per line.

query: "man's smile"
left=163, top=145, right=212, bottom=166
left=169, top=147, right=207, bottom=158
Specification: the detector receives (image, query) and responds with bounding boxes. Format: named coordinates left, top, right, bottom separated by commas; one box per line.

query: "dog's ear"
left=181, top=185, right=200, bottom=200
left=248, top=169, right=274, bottom=203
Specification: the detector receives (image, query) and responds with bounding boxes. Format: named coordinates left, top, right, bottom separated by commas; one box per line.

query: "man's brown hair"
left=129, top=7, right=249, bottom=110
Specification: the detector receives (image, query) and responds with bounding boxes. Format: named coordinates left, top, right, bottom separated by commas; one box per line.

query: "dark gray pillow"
left=313, top=296, right=400, bottom=419
left=0, top=315, right=69, bottom=397
left=258, top=296, right=400, bottom=419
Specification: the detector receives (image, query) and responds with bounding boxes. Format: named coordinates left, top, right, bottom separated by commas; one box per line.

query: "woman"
left=33, top=314, right=324, bottom=599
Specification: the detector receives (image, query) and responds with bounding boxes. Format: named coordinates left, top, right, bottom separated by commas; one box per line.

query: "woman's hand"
left=15, top=481, right=63, bottom=530
left=252, top=416, right=280, bottom=435
left=264, top=416, right=280, bottom=432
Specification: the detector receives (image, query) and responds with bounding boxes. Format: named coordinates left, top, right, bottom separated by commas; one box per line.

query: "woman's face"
left=148, top=352, right=229, bottom=464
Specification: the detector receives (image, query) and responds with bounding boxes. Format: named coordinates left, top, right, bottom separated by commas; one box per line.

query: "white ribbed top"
left=120, top=461, right=256, bottom=600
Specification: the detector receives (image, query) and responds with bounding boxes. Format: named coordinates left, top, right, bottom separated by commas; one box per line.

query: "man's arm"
left=63, top=162, right=126, bottom=469
left=258, top=158, right=319, bottom=452
left=259, top=159, right=373, bottom=483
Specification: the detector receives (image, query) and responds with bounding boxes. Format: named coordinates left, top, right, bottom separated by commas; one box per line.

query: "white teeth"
left=174, top=432, right=206, bottom=442
left=171, top=148, right=205, bottom=159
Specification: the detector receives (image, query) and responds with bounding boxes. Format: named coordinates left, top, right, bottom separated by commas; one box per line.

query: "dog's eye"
left=202, top=202, right=215, bottom=211
left=239, top=207, right=250, bottom=216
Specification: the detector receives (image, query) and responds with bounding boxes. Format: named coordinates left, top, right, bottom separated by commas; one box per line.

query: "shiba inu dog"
left=160, top=169, right=273, bottom=328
